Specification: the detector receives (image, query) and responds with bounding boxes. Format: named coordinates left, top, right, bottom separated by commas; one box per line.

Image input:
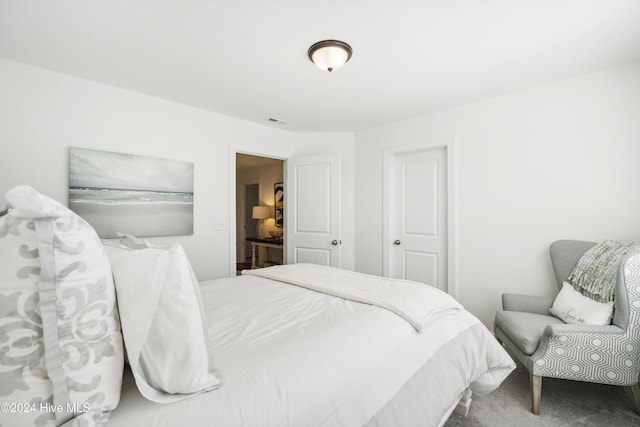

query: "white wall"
left=0, top=58, right=355, bottom=279
left=7, top=55, right=635, bottom=328
left=354, top=62, right=640, bottom=327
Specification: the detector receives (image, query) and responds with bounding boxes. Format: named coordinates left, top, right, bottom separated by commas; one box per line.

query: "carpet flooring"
left=444, top=364, right=640, bottom=426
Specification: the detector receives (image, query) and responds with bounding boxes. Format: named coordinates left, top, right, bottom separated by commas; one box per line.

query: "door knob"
left=331, top=240, right=339, bottom=246
left=394, top=240, right=401, bottom=245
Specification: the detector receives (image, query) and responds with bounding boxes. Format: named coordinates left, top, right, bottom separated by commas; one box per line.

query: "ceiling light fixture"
left=308, top=40, right=352, bottom=73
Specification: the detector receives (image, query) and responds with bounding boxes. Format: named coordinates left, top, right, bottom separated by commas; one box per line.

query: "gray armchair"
left=494, top=240, right=640, bottom=415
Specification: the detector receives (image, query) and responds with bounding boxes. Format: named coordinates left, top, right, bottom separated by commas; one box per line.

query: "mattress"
left=107, top=274, right=514, bottom=426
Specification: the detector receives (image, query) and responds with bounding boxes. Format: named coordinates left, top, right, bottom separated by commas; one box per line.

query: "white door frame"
left=382, top=135, right=457, bottom=297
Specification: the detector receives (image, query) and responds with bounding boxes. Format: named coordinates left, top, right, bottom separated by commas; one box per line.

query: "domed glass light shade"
left=308, top=40, right=353, bottom=72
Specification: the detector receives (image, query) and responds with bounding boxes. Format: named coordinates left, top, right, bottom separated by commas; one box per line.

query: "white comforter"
left=108, top=274, right=514, bottom=427
left=243, top=263, right=462, bottom=331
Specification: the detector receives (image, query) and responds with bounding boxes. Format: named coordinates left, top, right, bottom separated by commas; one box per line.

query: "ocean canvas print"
left=69, top=147, right=194, bottom=238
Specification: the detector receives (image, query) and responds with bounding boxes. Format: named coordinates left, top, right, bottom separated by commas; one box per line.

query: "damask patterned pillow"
left=1, top=185, right=124, bottom=427
left=0, top=207, right=48, bottom=427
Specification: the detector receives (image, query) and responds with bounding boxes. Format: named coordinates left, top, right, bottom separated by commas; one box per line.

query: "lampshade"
left=252, top=205, right=271, bottom=220
left=308, top=40, right=352, bottom=72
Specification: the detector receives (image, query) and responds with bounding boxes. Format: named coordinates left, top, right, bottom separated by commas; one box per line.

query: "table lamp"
left=252, top=205, right=271, bottom=238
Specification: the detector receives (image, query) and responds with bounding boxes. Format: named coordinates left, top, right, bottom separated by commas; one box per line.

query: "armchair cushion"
left=495, top=310, right=565, bottom=355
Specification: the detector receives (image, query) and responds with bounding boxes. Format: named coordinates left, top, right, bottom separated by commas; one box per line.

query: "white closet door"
left=285, top=154, right=341, bottom=267
left=388, top=147, right=447, bottom=289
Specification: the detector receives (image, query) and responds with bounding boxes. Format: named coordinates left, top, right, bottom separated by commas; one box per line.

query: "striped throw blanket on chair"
left=568, top=240, right=640, bottom=303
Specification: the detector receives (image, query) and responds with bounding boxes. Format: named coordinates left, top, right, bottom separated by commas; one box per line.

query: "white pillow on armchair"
left=549, top=282, right=614, bottom=325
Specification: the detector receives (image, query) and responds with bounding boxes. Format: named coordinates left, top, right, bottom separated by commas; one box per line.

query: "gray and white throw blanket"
left=568, top=240, right=640, bottom=303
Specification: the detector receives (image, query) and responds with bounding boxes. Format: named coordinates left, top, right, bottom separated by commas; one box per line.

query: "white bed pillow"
left=2, top=185, right=124, bottom=427
left=104, top=242, right=220, bottom=402
left=549, top=282, right=614, bottom=325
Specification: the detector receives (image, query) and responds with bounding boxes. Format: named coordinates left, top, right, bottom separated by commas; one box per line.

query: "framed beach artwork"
left=274, top=182, right=284, bottom=227
left=69, top=147, right=194, bottom=238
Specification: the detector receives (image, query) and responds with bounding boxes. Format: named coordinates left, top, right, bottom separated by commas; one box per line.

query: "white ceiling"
left=1, top=1, right=639, bottom=132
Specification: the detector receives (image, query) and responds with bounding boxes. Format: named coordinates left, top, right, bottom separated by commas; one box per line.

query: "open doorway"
left=235, top=153, right=285, bottom=274
left=240, top=182, right=260, bottom=265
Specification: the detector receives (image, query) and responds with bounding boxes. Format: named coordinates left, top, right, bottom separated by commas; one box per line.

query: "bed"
left=0, top=185, right=515, bottom=427
left=107, top=265, right=514, bottom=427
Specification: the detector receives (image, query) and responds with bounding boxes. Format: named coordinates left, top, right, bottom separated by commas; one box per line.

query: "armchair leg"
left=625, top=383, right=640, bottom=415
left=530, top=374, right=542, bottom=415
